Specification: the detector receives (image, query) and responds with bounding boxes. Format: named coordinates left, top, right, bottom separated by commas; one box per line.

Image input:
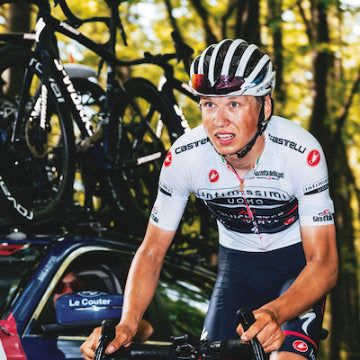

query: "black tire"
left=69, top=77, right=109, bottom=210
left=0, top=48, right=75, bottom=231
left=109, top=77, right=181, bottom=229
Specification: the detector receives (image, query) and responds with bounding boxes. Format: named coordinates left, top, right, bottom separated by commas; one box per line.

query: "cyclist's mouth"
left=216, top=133, right=235, bottom=146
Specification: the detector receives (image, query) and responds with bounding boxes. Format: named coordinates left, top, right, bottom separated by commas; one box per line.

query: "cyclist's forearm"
left=261, top=224, right=338, bottom=325
left=120, top=247, right=164, bottom=330
left=261, top=255, right=338, bottom=325
left=120, top=223, right=176, bottom=332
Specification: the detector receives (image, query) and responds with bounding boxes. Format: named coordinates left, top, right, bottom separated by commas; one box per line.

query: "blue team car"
left=0, top=233, right=215, bottom=359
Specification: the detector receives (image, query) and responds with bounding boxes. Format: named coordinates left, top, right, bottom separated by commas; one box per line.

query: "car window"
left=31, top=250, right=130, bottom=336
left=0, top=243, right=43, bottom=317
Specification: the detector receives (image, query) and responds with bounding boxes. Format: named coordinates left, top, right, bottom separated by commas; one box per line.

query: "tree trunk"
left=163, top=0, right=182, bottom=38
left=305, top=1, right=360, bottom=359
left=267, top=0, right=285, bottom=101
left=329, top=142, right=360, bottom=360
left=8, top=3, right=32, bottom=33
left=3, top=4, right=32, bottom=97
left=235, top=0, right=260, bottom=44
left=188, top=0, right=217, bottom=44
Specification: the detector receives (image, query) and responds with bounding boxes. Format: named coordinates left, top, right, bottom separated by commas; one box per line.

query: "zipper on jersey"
left=222, top=157, right=260, bottom=235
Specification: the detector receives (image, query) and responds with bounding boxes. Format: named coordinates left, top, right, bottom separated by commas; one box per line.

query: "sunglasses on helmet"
left=191, top=74, right=245, bottom=95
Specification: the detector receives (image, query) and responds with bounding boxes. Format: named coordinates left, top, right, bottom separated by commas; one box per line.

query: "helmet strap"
left=228, top=97, right=273, bottom=159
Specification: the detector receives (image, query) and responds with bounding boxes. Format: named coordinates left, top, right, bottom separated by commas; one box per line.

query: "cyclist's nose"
left=213, top=106, right=230, bottom=127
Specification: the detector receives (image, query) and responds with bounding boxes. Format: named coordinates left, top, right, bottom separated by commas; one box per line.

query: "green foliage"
left=3, top=1, right=360, bottom=357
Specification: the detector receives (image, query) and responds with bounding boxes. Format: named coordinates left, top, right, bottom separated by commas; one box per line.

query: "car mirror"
left=55, top=291, right=123, bottom=324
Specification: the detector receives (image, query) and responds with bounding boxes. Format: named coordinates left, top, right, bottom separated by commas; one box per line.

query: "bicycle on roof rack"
left=0, top=0, right=188, bottom=233
left=69, top=28, right=217, bottom=240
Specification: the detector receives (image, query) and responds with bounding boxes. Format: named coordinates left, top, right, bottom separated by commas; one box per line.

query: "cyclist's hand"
left=236, top=308, right=284, bottom=353
left=81, top=325, right=101, bottom=360
left=80, top=323, right=135, bottom=360
left=106, top=323, right=136, bottom=352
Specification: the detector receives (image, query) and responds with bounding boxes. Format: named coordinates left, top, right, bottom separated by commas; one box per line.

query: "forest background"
left=0, top=0, right=360, bottom=359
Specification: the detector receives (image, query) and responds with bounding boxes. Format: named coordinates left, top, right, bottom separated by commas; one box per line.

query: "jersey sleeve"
left=293, top=135, right=334, bottom=227
left=149, top=146, right=191, bottom=231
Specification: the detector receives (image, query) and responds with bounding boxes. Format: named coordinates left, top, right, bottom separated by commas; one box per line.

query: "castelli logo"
left=164, top=151, right=172, bottom=167
left=209, top=170, right=219, bottom=183
left=307, top=150, right=320, bottom=166
left=293, top=340, right=308, bottom=353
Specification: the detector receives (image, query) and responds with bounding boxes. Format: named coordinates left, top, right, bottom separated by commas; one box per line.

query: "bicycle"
left=125, top=33, right=220, bottom=242
left=66, top=28, right=217, bottom=242
left=94, top=308, right=269, bottom=360
left=0, top=0, right=182, bottom=233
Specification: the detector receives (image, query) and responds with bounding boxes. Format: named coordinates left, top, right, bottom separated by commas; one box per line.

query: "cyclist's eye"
left=230, top=102, right=239, bottom=108
left=203, top=102, right=215, bottom=108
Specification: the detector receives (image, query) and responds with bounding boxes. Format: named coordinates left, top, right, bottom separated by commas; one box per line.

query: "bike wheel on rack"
left=70, top=77, right=110, bottom=211
left=0, top=47, right=75, bottom=232
left=109, top=77, right=180, bottom=230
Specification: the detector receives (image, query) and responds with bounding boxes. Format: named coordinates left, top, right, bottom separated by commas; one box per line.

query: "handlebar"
left=129, top=31, right=194, bottom=76
left=237, top=309, right=267, bottom=360
left=107, top=337, right=253, bottom=360
left=95, top=309, right=269, bottom=360
left=54, top=0, right=110, bottom=27
left=54, top=0, right=127, bottom=45
left=94, top=320, right=118, bottom=360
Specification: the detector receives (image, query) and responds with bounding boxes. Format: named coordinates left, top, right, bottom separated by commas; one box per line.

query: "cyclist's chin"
left=213, top=143, right=240, bottom=157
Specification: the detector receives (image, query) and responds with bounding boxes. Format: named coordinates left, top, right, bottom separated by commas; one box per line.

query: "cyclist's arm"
left=238, top=223, right=338, bottom=353
left=80, top=222, right=176, bottom=360
left=118, top=222, right=176, bottom=341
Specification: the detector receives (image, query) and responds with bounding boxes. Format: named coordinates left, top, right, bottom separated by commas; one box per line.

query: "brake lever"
left=94, top=320, right=117, bottom=360
left=237, top=309, right=269, bottom=360
left=171, top=31, right=193, bottom=74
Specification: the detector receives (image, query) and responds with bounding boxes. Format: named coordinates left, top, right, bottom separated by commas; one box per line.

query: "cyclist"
left=81, top=39, right=338, bottom=360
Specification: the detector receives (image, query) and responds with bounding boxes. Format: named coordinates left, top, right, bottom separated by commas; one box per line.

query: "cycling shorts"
left=202, top=242, right=326, bottom=360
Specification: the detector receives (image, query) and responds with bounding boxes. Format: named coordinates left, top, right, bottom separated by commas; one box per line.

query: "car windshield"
left=0, top=242, right=44, bottom=317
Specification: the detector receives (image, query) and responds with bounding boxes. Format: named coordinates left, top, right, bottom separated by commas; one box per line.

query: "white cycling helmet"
left=189, top=39, right=275, bottom=97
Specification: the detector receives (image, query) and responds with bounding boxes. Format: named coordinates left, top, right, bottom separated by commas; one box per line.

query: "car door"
left=22, top=245, right=131, bottom=360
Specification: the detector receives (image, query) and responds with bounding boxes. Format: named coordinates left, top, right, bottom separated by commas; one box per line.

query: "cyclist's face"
left=200, top=95, right=262, bottom=156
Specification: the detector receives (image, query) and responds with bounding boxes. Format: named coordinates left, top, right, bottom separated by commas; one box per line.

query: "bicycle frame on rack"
left=3, top=0, right=198, bottom=148
left=157, top=71, right=196, bottom=135
left=0, top=0, right=200, bottom=231
left=132, top=39, right=200, bottom=138
left=11, top=8, right=162, bottom=171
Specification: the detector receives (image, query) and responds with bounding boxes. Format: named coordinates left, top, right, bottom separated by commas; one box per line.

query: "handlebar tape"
left=218, top=339, right=253, bottom=359
left=94, top=320, right=117, bottom=360
left=237, top=309, right=269, bottom=360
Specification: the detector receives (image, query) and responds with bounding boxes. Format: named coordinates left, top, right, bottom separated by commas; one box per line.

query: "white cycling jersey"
left=150, top=116, right=334, bottom=252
